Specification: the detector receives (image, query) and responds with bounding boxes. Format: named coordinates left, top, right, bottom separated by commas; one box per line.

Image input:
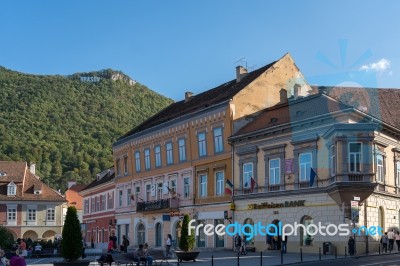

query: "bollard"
left=281, top=250, right=283, bottom=265
left=319, top=247, right=321, bottom=261
left=260, top=251, right=262, bottom=266
left=237, top=253, right=240, bottom=266
left=178, top=259, right=180, bottom=266
left=345, top=246, right=347, bottom=257
left=335, top=246, right=337, bottom=259
left=300, top=248, right=303, bottom=262
left=212, top=255, right=214, bottom=266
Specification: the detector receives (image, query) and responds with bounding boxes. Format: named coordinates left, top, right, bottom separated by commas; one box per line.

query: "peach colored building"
left=230, top=88, right=400, bottom=255
left=112, top=53, right=311, bottom=249
left=0, top=161, right=65, bottom=241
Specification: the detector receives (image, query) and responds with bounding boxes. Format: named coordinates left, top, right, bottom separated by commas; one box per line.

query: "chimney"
left=185, top=92, right=193, bottom=102
left=293, top=84, right=301, bottom=99
left=30, top=163, right=36, bottom=175
left=280, top=88, right=288, bottom=103
left=68, top=180, right=77, bottom=189
left=236, top=66, right=248, bottom=82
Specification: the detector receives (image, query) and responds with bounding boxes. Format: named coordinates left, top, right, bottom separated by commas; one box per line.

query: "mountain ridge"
left=0, top=66, right=174, bottom=191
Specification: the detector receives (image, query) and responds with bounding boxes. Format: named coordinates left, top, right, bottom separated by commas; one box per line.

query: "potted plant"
left=175, top=214, right=200, bottom=262
left=53, top=206, right=90, bottom=266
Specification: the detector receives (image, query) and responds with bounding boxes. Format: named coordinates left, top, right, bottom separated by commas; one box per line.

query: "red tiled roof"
left=315, top=86, right=400, bottom=128
left=234, top=93, right=352, bottom=136
left=114, top=59, right=277, bottom=145
left=69, top=184, right=87, bottom=192
left=0, top=161, right=65, bottom=202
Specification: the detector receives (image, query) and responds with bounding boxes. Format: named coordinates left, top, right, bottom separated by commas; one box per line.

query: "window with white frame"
left=107, top=192, right=114, bottom=209
left=349, top=142, right=362, bottom=173
left=27, top=208, right=37, bottom=222
left=144, top=149, right=151, bottom=170
left=178, top=138, right=186, bottom=162
left=397, top=161, right=400, bottom=187
left=213, top=127, right=224, bottom=153
left=135, top=151, right=141, bottom=172
left=157, top=183, right=163, bottom=200
left=243, top=163, right=253, bottom=188
left=118, top=190, right=123, bottom=207
left=269, top=159, right=280, bottom=185
left=330, top=145, right=336, bottom=176
left=170, top=179, right=177, bottom=194
left=96, top=196, right=100, bottom=212
left=135, top=186, right=140, bottom=200
left=7, top=182, right=16, bottom=196
left=146, top=184, right=151, bottom=201
left=7, top=207, right=16, bottom=223
left=377, top=154, right=384, bottom=183
left=215, top=171, right=224, bottom=195
left=183, top=177, right=190, bottom=198
left=116, top=158, right=121, bottom=176
left=199, top=174, right=207, bottom=197
left=155, top=145, right=162, bottom=167
left=166, top=142, right=173, bottom=165
left=299, top=153, right=312, bottom=181
left=46, top=207, right=55, bottom=221
left=124, top=156, right=128, bottom=175
left=84, top=199, right=89, bottom=214
left=198, top=132, right=207, bottom=157
left=101, top=194, right=106, bottom=211
left=91, top=197, right=95, bottom=212
left=127, top=188, right=132, bottom=205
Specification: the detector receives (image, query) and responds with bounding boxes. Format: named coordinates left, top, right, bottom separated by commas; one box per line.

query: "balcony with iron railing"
left=136, top=198, right=179, bottom=212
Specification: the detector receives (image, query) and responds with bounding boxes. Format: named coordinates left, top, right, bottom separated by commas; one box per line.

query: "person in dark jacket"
left=348, top=236, right=355, bottom=255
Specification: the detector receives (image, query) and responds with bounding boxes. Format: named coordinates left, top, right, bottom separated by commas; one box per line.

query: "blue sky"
left=1, top=1, right=399, bottom=100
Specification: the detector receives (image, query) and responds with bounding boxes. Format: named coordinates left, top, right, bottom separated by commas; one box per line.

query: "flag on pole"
left=309, top=168, right=317, bottom=187
left=225, top=179, right=233, bottom=195
left=250, top=177, right=257, bottom=192
left=166, top=186, right=176, bottom=196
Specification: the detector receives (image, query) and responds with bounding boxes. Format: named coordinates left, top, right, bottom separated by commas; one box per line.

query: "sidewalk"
left=25, top=249, right=400, bottom=266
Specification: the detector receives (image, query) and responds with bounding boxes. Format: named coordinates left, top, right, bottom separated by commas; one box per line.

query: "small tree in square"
left=179, top=214, right=195, bottom=252
left=61, top=206, right=83, bottom=261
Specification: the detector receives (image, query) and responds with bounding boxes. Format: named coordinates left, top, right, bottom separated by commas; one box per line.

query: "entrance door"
left=214, top=219, right=224, bottom=247
left=155, top=222, right=162, bottom=247
left=196, top=220, right=206, bottom=247
left=137, top=223, right=146, bottom=245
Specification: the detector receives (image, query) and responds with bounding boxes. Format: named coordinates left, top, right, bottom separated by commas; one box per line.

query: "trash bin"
left=323, top=242, right=333, bottom=255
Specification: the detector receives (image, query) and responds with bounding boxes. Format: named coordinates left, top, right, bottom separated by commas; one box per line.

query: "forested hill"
left=0, top=67, right=174, bottom=191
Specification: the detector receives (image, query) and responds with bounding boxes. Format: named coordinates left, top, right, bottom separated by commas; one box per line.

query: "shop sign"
left=170, top=211, right=181, bottom=217
left=163, top=214, right=171, bottom=221
left=248, top=200, right=305, bottom=210
left=85, top=219, right=97, bottom=224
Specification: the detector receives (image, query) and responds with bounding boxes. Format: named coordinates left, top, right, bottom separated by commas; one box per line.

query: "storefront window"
left=300, top=215, right=313, bottom=246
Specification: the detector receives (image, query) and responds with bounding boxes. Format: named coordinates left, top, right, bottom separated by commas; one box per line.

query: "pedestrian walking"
left=381, top=232, right=389, bottom=253
left=348, top=236, right=355, bottom=256
left=281, top=236, right=287, bottom=253
left=165, top=234, right=173, bottom=257
left=122, top=235, right=130, bottom=253
left=388, top=230, right=395, bottom=252
left=234, top=234, right=242, bottom=255
left=395, top=231, right=400, bottom=251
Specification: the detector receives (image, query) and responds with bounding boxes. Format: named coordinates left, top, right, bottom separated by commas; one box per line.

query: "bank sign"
left=248, top=200, right=306, bottom=210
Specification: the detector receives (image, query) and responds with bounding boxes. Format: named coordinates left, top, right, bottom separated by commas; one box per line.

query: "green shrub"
left=179, top=214, right=195, bottom=251
left=61, top=206, right=83, bottom=261
left=0, top=226, right=14, bottom=249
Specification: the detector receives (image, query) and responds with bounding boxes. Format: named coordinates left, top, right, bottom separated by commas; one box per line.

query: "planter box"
left=174, top=251, right=200, bottom=262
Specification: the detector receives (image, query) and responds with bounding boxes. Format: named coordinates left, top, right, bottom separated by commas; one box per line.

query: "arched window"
left=244, top=218, right=254, bottom=246
left=174, top=221, right=182, bottom=246
left=137, top=223, right=146, bottom=245
left=379, top=207, right=385, bottom=230
left=155, top=222, right=162, bottom=247
left=300, top=215, right=314, bottom=246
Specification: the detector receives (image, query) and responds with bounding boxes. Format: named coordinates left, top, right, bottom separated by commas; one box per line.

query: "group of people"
left=234, top=234, right=248, bottom=255
left=380, top=230, right=400, bottom=253
left=0, top=244, right=27, bottom=266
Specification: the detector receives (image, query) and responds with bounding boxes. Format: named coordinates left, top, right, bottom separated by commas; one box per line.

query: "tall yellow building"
left=112, top=53, right=311, bottom=248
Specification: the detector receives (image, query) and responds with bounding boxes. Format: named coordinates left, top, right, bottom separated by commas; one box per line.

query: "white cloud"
left=360, top=58, right=391, bottom=72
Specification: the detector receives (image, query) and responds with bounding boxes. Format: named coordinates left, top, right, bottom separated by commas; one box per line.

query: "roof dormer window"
left=7, top=182, right=16, bottom=196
